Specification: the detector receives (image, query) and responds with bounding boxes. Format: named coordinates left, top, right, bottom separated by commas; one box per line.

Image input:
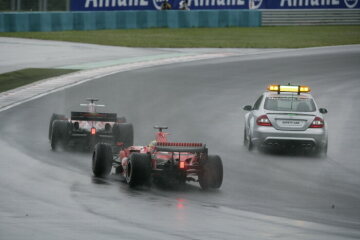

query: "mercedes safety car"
left=243, top=84, right=328, bottom=156
left=49, top=98, right=133, bottom=151
left=92, top=126, right=223, bottom=190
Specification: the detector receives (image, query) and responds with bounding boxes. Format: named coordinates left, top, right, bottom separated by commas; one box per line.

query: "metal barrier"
left=262, top=9, right=360, bottom=26
left=0, top=10, right=261, bottom=32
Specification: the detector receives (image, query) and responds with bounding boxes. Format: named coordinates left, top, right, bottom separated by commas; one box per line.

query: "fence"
left=262, top=9, right=360, bottom=26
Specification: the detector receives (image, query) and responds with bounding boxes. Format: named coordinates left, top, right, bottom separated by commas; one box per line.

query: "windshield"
left=264, top=96, right=316, bottom=112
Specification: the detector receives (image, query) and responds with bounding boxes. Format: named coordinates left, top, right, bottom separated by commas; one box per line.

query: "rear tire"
left=243, top=128, right=248, bottom=146
left=113, top=123, right=134, bottom=148
left=49, top=113, right=65, bottom=140
left=126, top=153, right=151, bottom=188
left=92, top=143, right=113, bottom=177
left=314, top=144, right=327, bottom=158
left=248, top=140, right=253, bottom=151
left=51, top=120, right=70, bottom=151
left=199, top=155, right=223, bottom=190
left=245, top=131, right=253, bottom=151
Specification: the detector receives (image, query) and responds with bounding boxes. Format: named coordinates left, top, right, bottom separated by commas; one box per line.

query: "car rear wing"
left=155, top=142, right=207, bottom=153
left=71, top=112, right=117, bottom=122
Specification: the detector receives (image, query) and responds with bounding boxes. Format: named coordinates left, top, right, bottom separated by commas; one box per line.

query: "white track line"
left=0, top=52, right=236, bottom=113
left=3, top=44, right=353, bottom=113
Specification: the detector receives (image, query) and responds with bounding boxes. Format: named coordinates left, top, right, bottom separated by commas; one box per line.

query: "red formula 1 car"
left=92, top=126, right=223, bottom=190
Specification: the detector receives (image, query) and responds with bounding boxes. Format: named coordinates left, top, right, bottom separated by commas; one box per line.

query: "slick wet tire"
left=199, top=155, right=223, bottom=190
left=113, top=123, right=134, bottom=148
left=51, top=120, right=70, bottom=151
left=49, top=113, right=65, bottom=140
left=92, top=143, right=113, bottom=177
left=126, top=153, right=151, bottom=188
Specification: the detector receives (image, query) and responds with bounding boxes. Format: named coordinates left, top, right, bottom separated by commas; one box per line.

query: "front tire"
left=92, top=143, right=113, bottom=177
left=126, top=153, right=151, bottom=188
left=199, top=155, right=223, bottom=190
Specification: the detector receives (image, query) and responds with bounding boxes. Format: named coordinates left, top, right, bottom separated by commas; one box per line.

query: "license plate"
left=277, top=119, right=304, bottom=128
left=282, top=120, right=301, bottom=125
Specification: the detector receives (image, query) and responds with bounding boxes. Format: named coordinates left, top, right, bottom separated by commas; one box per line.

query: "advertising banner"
left=71, top=0, right=248, bottom=10
left=249, top=0, right=360, bottom=9
left=71, top=0, right=360, bottom=10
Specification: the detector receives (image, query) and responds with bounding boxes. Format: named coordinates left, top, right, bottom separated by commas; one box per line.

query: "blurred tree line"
left=0, top=0, right=69, bottom=11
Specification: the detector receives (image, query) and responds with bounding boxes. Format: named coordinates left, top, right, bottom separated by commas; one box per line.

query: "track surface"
left=0, top=44, right=360, bottom=239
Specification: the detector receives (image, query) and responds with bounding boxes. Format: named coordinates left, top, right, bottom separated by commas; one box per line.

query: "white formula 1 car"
left=49, top=98, right=133, bottom=151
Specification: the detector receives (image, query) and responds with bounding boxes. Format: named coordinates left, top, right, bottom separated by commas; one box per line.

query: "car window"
left=253, top=95, right=263, bottom=110
left=264, top=96, right=316, bottom=112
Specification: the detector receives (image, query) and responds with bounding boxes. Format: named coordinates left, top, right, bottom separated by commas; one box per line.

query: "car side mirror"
left=319, top=108, right=328, bottom=114
left=243, top=105, right=252, bottom=111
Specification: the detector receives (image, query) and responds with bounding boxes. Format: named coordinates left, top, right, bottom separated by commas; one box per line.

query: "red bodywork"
left=117, top=129, right=206, bottom=181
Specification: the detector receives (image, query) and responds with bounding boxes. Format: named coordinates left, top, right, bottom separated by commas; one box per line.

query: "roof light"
left=267, top=84, right=311, bottom=94
left=268, top=85, right=280, bottom=92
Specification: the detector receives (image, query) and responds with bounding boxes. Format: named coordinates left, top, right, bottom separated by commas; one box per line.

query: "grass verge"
left=0, top=26, right=359, bottom=48
left=0, top=68, right=78, bottom=93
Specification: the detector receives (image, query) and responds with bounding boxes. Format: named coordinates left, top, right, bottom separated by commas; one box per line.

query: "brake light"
left=309, top=117, right=324, bottom=128
left=179, top=161, right=185, bottom=169
left=257, top=115, right=272, bottom=126
left=91, top=127, right=96, bottom=135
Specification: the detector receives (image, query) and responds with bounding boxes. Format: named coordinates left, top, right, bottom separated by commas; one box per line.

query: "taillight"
left=256, top=115, right=272, bottom=126
left=309, top=117, right=324, bottom=128
left=91, top=127, right=96, bottom=135
left=179, top=161, right=185, bottom=169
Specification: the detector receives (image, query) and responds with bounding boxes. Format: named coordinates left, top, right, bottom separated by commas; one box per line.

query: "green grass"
left=0, top=26, right=359, bottom=48
left=0, top=68, right=78, bottom=93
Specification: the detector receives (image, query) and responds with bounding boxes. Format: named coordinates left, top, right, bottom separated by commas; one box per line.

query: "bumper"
left=251, top=126, right=327, bottom=148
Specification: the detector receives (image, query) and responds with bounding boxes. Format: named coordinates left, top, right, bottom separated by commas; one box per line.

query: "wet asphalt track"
left=0, top=45, right=360, bottom=239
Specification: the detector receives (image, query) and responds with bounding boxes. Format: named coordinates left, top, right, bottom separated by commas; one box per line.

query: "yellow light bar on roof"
left=299, top=86, right=311, bottom=92
left=267, top=84, right=311, bottom=93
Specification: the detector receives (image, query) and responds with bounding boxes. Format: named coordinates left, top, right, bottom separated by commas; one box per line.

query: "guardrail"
left=262, top=9, right=360, bottom=26
left=0, top=10, right=261, bottom=32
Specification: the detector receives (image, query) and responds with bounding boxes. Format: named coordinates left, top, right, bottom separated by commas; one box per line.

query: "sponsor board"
left=71, top=0, right=247, bottom=10
left=71, top=0, right=359, bottom=10
left=250, top=0, right=359, bottom=9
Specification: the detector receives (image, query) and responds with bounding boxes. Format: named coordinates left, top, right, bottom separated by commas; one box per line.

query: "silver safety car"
left=243, top=84, right=328, bottom=156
